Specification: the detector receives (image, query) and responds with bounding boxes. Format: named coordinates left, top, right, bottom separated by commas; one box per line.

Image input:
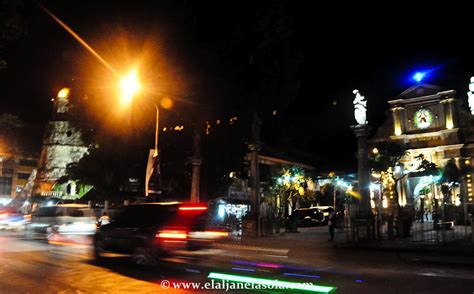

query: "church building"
left=370, top=83, right=474, bottom=217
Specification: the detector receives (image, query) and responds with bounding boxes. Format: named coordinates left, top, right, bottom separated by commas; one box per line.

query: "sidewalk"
left=217, top=226, right=474, bottom=266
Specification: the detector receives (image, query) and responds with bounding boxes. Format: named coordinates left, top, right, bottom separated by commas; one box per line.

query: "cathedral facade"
left=371, top=84, right=474, bottom=217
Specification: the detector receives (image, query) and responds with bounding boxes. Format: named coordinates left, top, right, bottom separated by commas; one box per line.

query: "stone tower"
left=34, top=88, right=89, bottom=198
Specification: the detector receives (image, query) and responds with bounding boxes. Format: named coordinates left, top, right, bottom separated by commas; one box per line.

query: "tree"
left=369, top=141, right=406, bottom=214
left=271, top=166, right=314, bottom=216
left=0, top=0, right=27, bottom=70
left=439, top=159, right=461, bottom=204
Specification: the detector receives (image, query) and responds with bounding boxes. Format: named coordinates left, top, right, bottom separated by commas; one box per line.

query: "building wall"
left=0, top=152, right=38, bottom=200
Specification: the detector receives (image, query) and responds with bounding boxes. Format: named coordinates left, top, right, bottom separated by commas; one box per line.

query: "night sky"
left=1, top=1, right=473, bottom=171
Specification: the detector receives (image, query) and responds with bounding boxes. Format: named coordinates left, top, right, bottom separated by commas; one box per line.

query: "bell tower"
left=34, top=87, right=89, bottom=198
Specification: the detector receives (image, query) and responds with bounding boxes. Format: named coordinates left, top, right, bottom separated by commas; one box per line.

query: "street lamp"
left=118, top=70, right=162, bottom=195
left=119, top=70, right=140, bottom=107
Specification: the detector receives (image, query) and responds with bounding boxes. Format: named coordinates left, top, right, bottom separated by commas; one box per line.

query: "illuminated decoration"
left=372, top=148, right=379, bottom=154
left=208, top=272, right=335, bottom=293
left=413, top=108, right=433, bottom=129
left=57, top=87, right=70, bottom=98
left=468, top=77, right=474, bottom=115
left=413, top=72, right=426, bottom=83
left=353, top=89, right=367, bottom=125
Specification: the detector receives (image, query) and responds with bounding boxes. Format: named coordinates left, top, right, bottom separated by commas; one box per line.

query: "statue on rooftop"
left=467, top=77, right=474, bottom=115
left=353, top=89, right=367, bottom=125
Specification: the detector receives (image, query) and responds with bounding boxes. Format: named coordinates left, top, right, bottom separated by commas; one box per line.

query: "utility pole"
left=190, top=129, right=202, bottom=203
left=247, top=112, right=262, bottom=237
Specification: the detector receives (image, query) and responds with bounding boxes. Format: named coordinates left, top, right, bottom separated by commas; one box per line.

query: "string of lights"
left=161, top=110, right=278, bottom=135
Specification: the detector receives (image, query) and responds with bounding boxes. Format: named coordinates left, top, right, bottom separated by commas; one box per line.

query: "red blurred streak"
left=178, top=206, right=207, bottom=211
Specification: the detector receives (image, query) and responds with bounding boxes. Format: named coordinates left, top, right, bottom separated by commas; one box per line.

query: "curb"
left=214, top=243, right=289, bottom=255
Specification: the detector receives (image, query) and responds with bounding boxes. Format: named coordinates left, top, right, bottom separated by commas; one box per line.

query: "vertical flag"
left=145, top=149, right=155, bottom=196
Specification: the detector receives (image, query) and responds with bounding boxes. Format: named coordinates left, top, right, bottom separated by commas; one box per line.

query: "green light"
left=208, top=272, right=336, bottom=293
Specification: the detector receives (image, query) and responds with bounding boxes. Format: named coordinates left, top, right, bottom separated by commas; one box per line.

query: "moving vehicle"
left=94, top=202, right=229, bottom=266
left=0, top=207, right=28, bottom=230
left=292, top=207, right=324, bottom=227
left=27, top=204, right=97, bottom=237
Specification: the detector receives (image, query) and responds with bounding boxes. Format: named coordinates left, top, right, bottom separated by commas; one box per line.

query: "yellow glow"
left=163, top=127, right=167, bottom=132
left=468, top=183, right=472, bottom=187
left=119, top=70, right=140, bottom=106
left=465, top=160, right=471, bottom=165
left=394, top=126, right=402, bottom=136
left=57, top=88, right=70, bottom=98
left=467, top=174, right=471, bottom=178
left=158, top=231, right=187, bottom=239
left=346, top=190, right=361, bottom=199
left=372, top=147, right=379, bottom=154
left=371, top=172, right=381, bottom=178
left=160, top=97, right=173, bottom=109
left=446, top=113, right=454, bottom=129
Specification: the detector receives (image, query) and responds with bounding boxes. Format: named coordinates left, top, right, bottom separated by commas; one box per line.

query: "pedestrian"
left=98, top=211, right=110, bottom=226
left=327, top=207, right=336, bottom=241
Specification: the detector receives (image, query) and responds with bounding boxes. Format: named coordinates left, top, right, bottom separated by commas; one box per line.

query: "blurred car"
left=94, top=202, right=229, bottom=266
left=0, top=208, right=28, bottom=230
left=292, top=207, right=324, bottom=227
left=27, top=204, right=97, bottom=238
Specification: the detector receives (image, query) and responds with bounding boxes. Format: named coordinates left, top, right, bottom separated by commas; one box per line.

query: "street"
left=1, top=228, right=473, bottom=293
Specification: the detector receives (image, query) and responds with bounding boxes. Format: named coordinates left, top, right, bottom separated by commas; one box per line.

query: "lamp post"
left=119, top=70, right=162, bottom=196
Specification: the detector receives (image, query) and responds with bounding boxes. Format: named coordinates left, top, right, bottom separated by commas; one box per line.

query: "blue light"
left=283, top=273, right=321, bottom=279
left=413, top=72, right=426, bottom=82
left=232, top=267, right=256, bottom=272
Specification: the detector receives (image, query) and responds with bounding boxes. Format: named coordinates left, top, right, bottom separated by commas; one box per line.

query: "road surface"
left=0, top=230, right=473, bottom=293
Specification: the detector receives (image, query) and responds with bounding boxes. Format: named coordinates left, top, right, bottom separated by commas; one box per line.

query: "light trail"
left=38, top=2, right=119, bottom=76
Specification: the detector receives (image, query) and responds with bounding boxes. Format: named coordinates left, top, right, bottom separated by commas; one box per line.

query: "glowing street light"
left=119, top=69, right=141, bottom=106
left=117, top=70, right=173, bottom=196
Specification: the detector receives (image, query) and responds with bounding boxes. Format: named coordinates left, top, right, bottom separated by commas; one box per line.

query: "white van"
left=27, top=204, right=96, bottom=237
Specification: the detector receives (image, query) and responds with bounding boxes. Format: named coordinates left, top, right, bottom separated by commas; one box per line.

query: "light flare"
left=119, top=70, right=141, bottom=105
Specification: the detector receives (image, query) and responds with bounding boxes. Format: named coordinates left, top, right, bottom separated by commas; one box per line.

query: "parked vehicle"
left=311, top=206, right=335, bottom=224
left=292, top=207, right=324, bottom=227
left=94, top=202, right=229, bottom=266
left=27, top=204, right=97, bottom=238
